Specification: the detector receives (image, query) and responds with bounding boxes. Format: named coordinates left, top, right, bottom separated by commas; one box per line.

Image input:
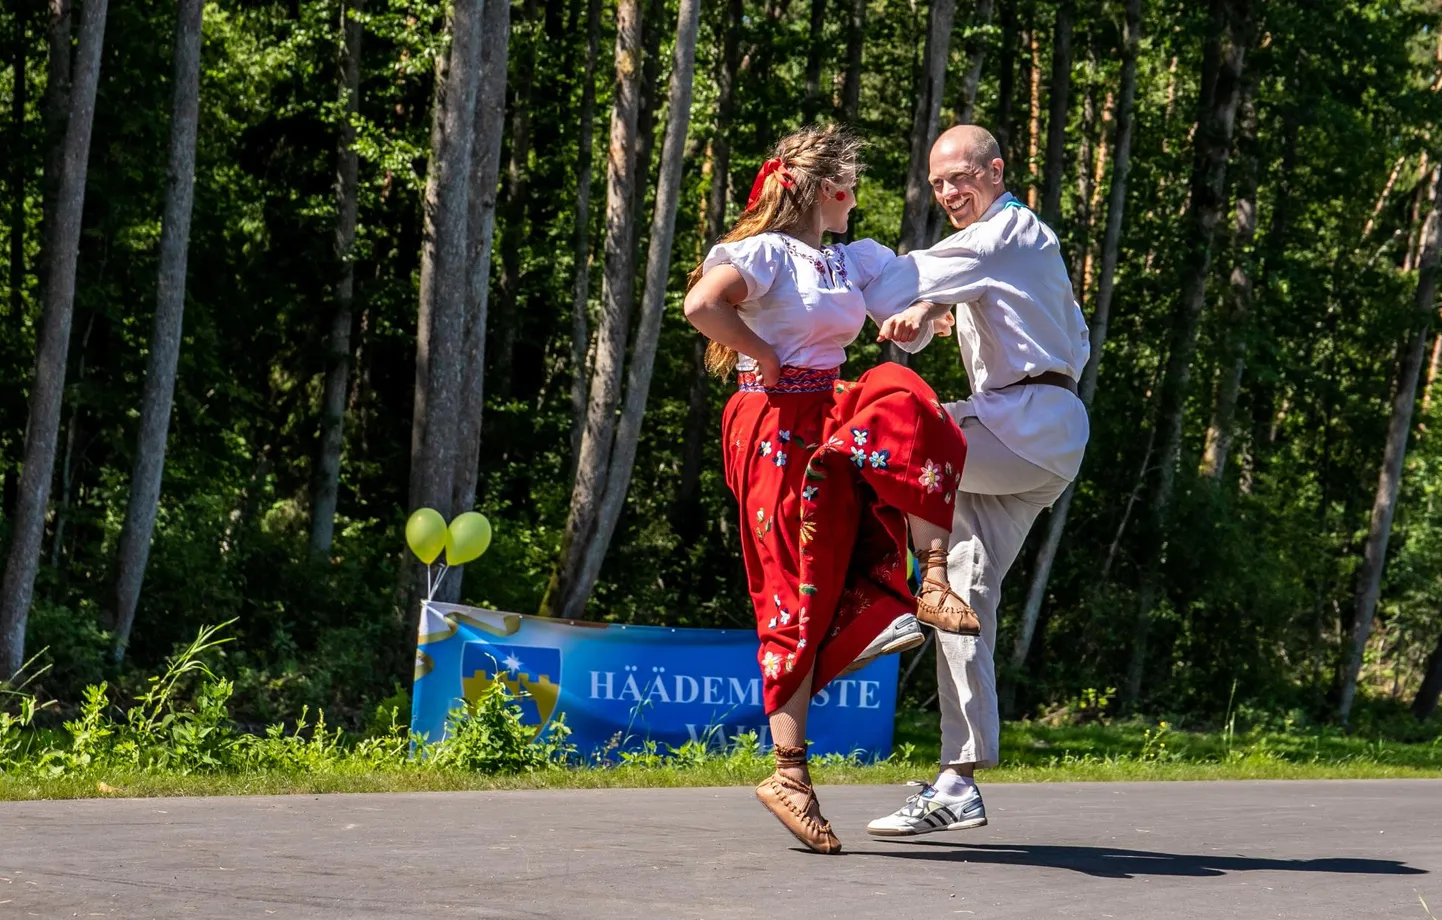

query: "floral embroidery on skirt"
left=720, top=362, right=967, bottom=713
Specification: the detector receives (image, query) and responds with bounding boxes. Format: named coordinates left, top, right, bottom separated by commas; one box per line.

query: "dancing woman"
left=683, top=125, right=976, bottom=854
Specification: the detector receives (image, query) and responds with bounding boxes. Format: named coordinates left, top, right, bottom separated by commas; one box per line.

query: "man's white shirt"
left=863, top=192, right=1091, bottom=481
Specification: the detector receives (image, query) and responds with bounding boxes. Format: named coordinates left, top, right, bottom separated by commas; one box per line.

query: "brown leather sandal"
left=914, top=548, right=981, bottom=636
left=754, top=744, right=842, bottom=854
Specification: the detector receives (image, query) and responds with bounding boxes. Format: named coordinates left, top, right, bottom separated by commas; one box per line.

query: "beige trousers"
left=935, top=407, right=1069, bottom=768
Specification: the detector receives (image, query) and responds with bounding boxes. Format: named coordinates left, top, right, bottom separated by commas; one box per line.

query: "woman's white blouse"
left=700, top=232, right=921, bottom=371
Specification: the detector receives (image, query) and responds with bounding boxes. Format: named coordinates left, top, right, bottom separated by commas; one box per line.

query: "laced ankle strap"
left=915, top=547, right=947, bottom=567
left=774, top=744, right=808, bottom=768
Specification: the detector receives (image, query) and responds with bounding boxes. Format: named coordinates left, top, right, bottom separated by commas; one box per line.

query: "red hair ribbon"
left=746, top=158, right=793, bottom=210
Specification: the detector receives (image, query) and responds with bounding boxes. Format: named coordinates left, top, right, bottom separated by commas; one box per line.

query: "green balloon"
left=446, top=511, right=493, bottom=566
left=405, top=508, right=448, bottom=564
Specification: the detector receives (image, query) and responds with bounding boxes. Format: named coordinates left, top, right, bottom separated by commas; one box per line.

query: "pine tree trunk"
left=1338, top=161, right=1442, bottom=724
left=802, top=0, right=827, bottom=122
left=899, top=0, right=957, bottom=254
left=1126, top=0, right=1250, bottom=708
left=449, top=0, right=513, bottom=517
left=8, top=6, right=27, bottom=318
left=676, top=0, right=742, bottom=537
left=1008, top=0, right=1141, bottom=707
left=1039, top=0, right=1073, bottom=227
left=571, top=0, right=703, bottom=603
left=1025, top=26, right=1041, bottom=209
left=539, top=0, right=644, bottom=620
left=491, top=0, right=537, bottom=403
left=568, top=0, right=603, bottom=475
left=1412, top=629, right=1442, bottom=722
left=956, top=0, right=995, bottom=125
left=309, top=0, right=364, bottom=561
left=408, top=0, right=484, bottom=520
left=1199, top=74, right=1259, bottom=481
left=0, top=0, right=107, bottom=680
left=1078, top=89, right=1114, bottom=301
left=840, top=0, right=865, bottom=124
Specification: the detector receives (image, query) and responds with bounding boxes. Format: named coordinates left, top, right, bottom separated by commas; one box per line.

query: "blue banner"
left=411, top=602, right=899, bottom=760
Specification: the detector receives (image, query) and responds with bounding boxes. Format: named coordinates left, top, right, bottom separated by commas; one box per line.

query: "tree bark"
left=1199, top=73, right=1259, bottom=480
left=37, top=0, right=71, bottom=306
left=408, top=0, right=484, bottom=520
left=1338, top=161, right=1442, bottom=724
left=802, top=0, right=827, bottom=122
left=310, top=0, right=364, bottom=561
left=956, top=0, right=995, bottom=125
left=630, top=0, right=667, bottom=244
left=569, top=0, right=703, bottom=608
left=1039, top=0, right=1073, bottom=227
left=1077, top=89, right=1114, bottom=302
left=994, top=0, right=1017, bottom=155
left=568, top=0, right=603, bottom=476
left=8, top=5, right=27, bottom=318
left=899, top=0, right=957, bottom=255
left=1009, top=0, right=1141, bottom=704
left=1125, top=0, right=1250, bottom=708
left=0, top=0, right=107, bottom=680
left=676, top=0, right=742, bottom=536
left=1412, top=629, right=1442, bottom=722
left=111, top=0, right=204, bottom=659
left=840, top=0, right=865, bottom=124
left=491, top=0, right=536, bottom=403
left=449, top=0, right=512, bottom=517
left=1025, top=25, right=1040, bottom=209
left=539, top=0, right=644, bottom=619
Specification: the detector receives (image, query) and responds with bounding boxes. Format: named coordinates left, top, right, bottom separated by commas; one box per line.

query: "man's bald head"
left=929, top=125, right=1007, bottom=230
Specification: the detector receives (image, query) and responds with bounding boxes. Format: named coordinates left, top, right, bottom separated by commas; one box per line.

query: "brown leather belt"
left=998, top=371, right=1078, bottom=394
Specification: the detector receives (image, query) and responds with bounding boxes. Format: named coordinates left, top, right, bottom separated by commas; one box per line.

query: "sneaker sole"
left=866, top=816, right=988, bottom=837
left=840, top=630, right=927, bottom=676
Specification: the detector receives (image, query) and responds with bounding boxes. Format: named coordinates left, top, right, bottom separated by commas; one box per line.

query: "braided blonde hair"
left=690, top=124, right=867, bottom=377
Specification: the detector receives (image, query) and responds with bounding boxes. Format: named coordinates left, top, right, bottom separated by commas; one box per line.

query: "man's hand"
left=877, top=303, right=932, bottom=344
left=933, top=308, right=955, bottom=337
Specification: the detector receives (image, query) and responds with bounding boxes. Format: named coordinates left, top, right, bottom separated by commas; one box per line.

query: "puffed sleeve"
left=836, top=238, right=897, bottom=290
left=701, top=234, right=786, bottom=301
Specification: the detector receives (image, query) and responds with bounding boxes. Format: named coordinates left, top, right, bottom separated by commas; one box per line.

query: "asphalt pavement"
left=1, top=779, right=1438, bottom=918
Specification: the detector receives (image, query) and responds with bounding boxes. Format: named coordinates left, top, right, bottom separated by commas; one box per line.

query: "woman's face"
left=818, top=175, right=858, bottom=234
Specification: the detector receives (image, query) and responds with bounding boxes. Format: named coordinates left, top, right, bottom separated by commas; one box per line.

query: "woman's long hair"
left=690, top=124, right=866, bottom=377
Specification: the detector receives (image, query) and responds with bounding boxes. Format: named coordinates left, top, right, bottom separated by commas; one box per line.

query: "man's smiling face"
left=928, top=129, right=1006, bottom=231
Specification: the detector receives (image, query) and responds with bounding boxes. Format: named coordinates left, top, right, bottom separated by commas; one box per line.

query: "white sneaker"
left=866, top=781, right=988, bottom=837
left=842, top=614, right=925, bottom=675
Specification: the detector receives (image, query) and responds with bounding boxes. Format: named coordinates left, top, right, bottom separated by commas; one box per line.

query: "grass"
left=3, top=626, right=1440, bottom=802
left=2, top=747, right=1439, bottom=802
left=3, top=712, right=1439, bottom=802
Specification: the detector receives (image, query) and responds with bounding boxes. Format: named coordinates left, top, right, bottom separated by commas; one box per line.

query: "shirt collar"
left=981, top=190, right=1018, bottom=222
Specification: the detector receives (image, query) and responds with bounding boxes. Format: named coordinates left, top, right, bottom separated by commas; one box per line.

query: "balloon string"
left=429, top=563, right=451, bottom=600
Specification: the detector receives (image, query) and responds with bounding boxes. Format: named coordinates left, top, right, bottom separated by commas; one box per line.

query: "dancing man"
left=862, top=125, right=1091, bottom=837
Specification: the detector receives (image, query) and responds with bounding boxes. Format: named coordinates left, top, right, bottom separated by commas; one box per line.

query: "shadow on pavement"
left=859, top=842, right=1430, bottom=880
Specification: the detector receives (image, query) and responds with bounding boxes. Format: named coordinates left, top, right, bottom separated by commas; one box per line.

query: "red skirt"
left=721, top=363, right=968, bottom=713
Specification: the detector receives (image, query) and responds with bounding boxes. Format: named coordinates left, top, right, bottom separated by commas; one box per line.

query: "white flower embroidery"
left=759, top=440, right=773, bottom=457
left=762, top=651, right=782, bottom=678
left=773, top=451, right=787, bottom=467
